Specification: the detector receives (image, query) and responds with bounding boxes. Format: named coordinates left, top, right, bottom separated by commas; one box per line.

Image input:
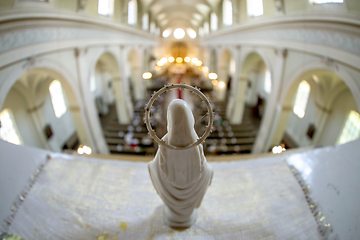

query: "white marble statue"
left=148, top=99, right=213, bottom=228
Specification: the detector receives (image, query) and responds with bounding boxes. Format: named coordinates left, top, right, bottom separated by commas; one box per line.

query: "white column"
left=112, top=76, right=131, bottom=124
left=253, top=49, right=288, bottom=153
left=28, top=102, right=54, bottom=151
left=68, top=105, right=95, bottom=149
left=230, top=77, right=248, bottom=124
left=75, top=48, right=109, bottom=154
left=269, top=104, right=292, bottom=147
left=99, top=69, right=114, bottom=105
left=313, top=102, right=331, bottom=145
left=226, top=46, right=241, bottom=121
left=120, top=46, right=134, bottom=120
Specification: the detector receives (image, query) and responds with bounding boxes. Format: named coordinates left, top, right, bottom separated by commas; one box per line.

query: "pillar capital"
left=274, top=48, right=288, bottom=58
left=74, top=47, right=87, bottom=58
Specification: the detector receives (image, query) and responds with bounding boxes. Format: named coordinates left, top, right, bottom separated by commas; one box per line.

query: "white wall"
left=0, top=140, right=50, bottom=232
left=38, top=90, right=76, bottom=152
left=2, top=89, right=44, bottom=149
left=285, top=82, right=316, bottom=147
left=318, top=90, right=358, bottom=146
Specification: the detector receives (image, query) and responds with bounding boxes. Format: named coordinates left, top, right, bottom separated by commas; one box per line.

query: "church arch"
left=217, top=48, right=236, bottom=101
left=270, top=63, right=360, bottom=150
left=88, top=49, right=132, bottom=124
left=0, top=59, right=97, bottom=152
left=280, top=60, right=360, bottom=111
left=229, top=50, right=273, bottom=126
left=126, top=47, right=143, bottom=101
left=209, top=48, right=217, bottom=73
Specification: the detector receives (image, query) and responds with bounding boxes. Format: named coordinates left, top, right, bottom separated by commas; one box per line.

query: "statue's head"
left=167, top=99, right=197, bottom=147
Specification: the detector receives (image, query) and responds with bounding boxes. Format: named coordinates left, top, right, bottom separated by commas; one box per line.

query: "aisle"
left=8, top=156, right=320, bottom=239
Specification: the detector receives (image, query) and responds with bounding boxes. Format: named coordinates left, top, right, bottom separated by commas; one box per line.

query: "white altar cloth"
left=8, top=156, right=320, bottom=239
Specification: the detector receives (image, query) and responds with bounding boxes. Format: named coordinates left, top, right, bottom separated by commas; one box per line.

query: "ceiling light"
left=168, top=56, right=174, bottom=62
left=187, top=29, right=197, bottom=39
left=191, top=58, right=198, bottom=64
left=142, top=72, right=152, bottom=79
left=184, top=57, right=191, bottom=62
left=209, top=72, right=218, bottom=80
left=162, top=29, right=170, bottom=38
left=176, top=57, right=183, bottom=63
left=173, top=28, right=185, bottom=39
left=218, top=81, right=226, bottom=88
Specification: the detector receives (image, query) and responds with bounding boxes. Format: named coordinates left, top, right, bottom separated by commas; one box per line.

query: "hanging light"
left=142, top=72, right=152, bottom=79
left=168, top=56, right=175, bottom=62
left=209, top=72, right=218, bottom=80
left=195, top=60, right=202, bottom=66
left=173, top=28, right=185, bottom=39
left=176, top=57, right=183, bottom=63
left=77, top=145, right=92, bottom=155
left=218, top=81, right=226, bottom=88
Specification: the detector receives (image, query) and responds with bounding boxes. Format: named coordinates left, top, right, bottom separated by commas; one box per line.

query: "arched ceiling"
left=142, top=0, right=220, bottom=30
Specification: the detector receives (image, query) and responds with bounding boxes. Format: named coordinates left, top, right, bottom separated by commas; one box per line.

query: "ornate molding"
left=22, top=57, right=42, bottom=70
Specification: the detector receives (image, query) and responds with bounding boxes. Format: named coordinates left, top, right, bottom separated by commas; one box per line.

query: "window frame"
left=246, top=0, right=264, bottom=17
left=210, top=12, right=218, bottom=32
left=293, top=80, right=310, bottom=119
left=142, top=13, right=149, bottom=31
left=49, top=80, right=67, bottom=118
left=98, top=0, right=115, bottom=16
left=128, top=0, right=138, bottom=25
left=222, top=0, right=233, bottom=26
left=263, top=69, right=271, bottom=94
left=337, top=110, right=360, bottom=145
left=0, top=108, right=23, bottom=145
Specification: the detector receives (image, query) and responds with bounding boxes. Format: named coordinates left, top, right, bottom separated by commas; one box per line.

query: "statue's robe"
left=148, top=99, right=213, bottom=227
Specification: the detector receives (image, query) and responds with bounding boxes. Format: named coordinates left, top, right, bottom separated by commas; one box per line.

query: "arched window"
left=90, top=75, right=96, bottom=93
left=142, top=13, right=149, bottom=31
left=309, top=0, right=343, bottom=4
left=199, top=27, right=204, bottom=37
left=337, top=111, right=360, bottom=145
left=150, top=22, right=156, bottom=35
left=222, top=0, right=233, bottom=26
left=293, top=80, right=310, bottom=118
left=128, top=0, right=137, bottom=25
left=264, top=69, right=271, bottom=94
left=210, top=13, right=218, bottom=31
left=203, top=22, right=210, bottom=35
left=98, top=0, right=114, bottom=16
left=246, top=0, right=263, bottom=17
left=155, top=27, right=160, bottom=37
left=186, top=28, right=197, bottom=39
left=49, top=80, right=67, bottom=118
left=0, top=108, right=22, bottom=145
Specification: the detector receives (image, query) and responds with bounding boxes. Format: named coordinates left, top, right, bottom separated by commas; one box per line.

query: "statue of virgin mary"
left=148, top=99, right=213, bottom=228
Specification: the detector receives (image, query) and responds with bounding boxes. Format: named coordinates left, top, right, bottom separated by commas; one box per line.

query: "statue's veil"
left=160, top=99, right=202, bottom=188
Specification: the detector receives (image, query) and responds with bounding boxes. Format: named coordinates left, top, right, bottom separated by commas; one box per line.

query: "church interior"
left=0, top=0, right=359, bottom=239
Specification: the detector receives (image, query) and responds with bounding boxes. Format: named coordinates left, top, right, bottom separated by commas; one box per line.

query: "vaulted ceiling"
left=141, top=0, right=220, bottom=30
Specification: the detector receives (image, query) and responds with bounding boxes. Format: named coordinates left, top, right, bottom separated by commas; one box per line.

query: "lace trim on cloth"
left=288, top=165, right=339, bottom=240
left=1, top=156, right=51, bottom=233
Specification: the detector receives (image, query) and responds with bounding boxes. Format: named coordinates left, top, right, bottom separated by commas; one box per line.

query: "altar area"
left=8, top=156, right=320, bottom=240
left=1, top=139, right=359, bottom=239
